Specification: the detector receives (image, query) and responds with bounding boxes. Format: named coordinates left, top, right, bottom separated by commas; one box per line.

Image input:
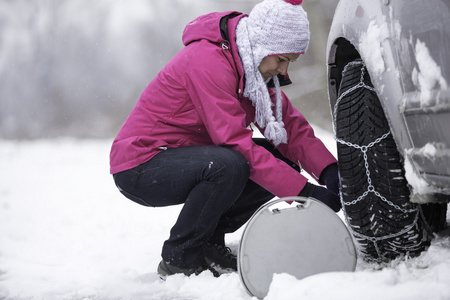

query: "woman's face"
left=258, top=53, right=300, bottom=81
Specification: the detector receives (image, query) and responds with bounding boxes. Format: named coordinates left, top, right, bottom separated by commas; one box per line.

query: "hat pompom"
left=284, top=0, right=303, bottom=5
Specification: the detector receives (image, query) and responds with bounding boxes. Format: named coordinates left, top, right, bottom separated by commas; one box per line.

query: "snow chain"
left=332, top=61, right=421, bottom=260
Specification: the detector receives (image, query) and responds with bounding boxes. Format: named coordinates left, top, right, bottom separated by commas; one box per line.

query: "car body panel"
left=326, top=0, right=450, bottom=199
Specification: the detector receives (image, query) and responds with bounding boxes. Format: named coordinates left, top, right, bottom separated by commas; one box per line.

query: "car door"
left=391, top=0, right=450, bottom=189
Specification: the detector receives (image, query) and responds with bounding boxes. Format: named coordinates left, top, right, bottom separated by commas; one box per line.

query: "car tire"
left=334, top=60, right=433, bottom=262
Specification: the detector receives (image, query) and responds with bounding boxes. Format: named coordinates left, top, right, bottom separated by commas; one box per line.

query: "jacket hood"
left=182, top=11, right=242, bottom=46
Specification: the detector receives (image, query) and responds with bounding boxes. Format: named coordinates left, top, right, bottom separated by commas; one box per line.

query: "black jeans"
left=113, top=139, right=299, bottom=268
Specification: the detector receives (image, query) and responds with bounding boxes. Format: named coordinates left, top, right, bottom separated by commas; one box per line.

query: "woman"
left=110, top=0, right=340, bottom=278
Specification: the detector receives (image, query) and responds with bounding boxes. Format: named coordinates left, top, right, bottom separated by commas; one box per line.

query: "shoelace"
left=214, top=245, right=236, bottom=260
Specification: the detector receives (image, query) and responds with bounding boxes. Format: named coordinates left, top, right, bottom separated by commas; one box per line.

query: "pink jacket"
left=110, top=11, right=337, bottom=198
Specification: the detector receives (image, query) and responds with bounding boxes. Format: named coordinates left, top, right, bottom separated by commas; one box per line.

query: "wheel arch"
left=326, top=36, right=405, bottom=144
left=327, top=38, right=360, bottom=112
left=325, top=1, right=411, bottom=154
left=327, top=36, right=450, bottom=201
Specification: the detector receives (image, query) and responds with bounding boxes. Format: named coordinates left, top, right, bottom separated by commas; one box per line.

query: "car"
left=326, top=0, right=450, bottom=262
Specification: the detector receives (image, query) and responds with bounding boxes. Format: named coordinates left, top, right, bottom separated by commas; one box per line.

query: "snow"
left=404, top=143, right=450, bottom=197
left=359, top=18, right=389, bottom=77
left=1, top=129, right=450, bottom=300
left=412, top=39, right=448, bottom=105
left=404, top=156, right=432, bottom=197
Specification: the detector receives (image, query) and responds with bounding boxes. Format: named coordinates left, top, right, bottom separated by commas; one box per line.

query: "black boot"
left=157, top=260, right=220, bottom=280
left=203, top=243, right=237, bottom=272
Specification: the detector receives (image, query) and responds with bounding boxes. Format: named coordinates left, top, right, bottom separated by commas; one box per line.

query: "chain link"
left=334, top=61, right=420, bottom=249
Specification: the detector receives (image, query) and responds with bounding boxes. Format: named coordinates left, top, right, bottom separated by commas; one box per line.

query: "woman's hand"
left=320, top=163, right=340, bottom=195
left=298, top=182, right=341, bottom=212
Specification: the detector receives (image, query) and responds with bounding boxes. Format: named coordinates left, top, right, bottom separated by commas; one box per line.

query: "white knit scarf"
left=235, top=18, right=287, bottom=146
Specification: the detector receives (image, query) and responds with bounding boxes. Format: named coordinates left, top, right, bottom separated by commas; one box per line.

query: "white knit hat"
left=236, top=0, right=309, bottom=146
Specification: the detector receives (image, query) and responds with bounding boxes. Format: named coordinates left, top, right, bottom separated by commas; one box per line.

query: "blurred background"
left=0, top=0, right=339, bottom=140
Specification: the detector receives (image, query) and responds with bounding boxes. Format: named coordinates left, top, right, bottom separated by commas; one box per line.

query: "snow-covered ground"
left=1, top=127, right=450, bottom=300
